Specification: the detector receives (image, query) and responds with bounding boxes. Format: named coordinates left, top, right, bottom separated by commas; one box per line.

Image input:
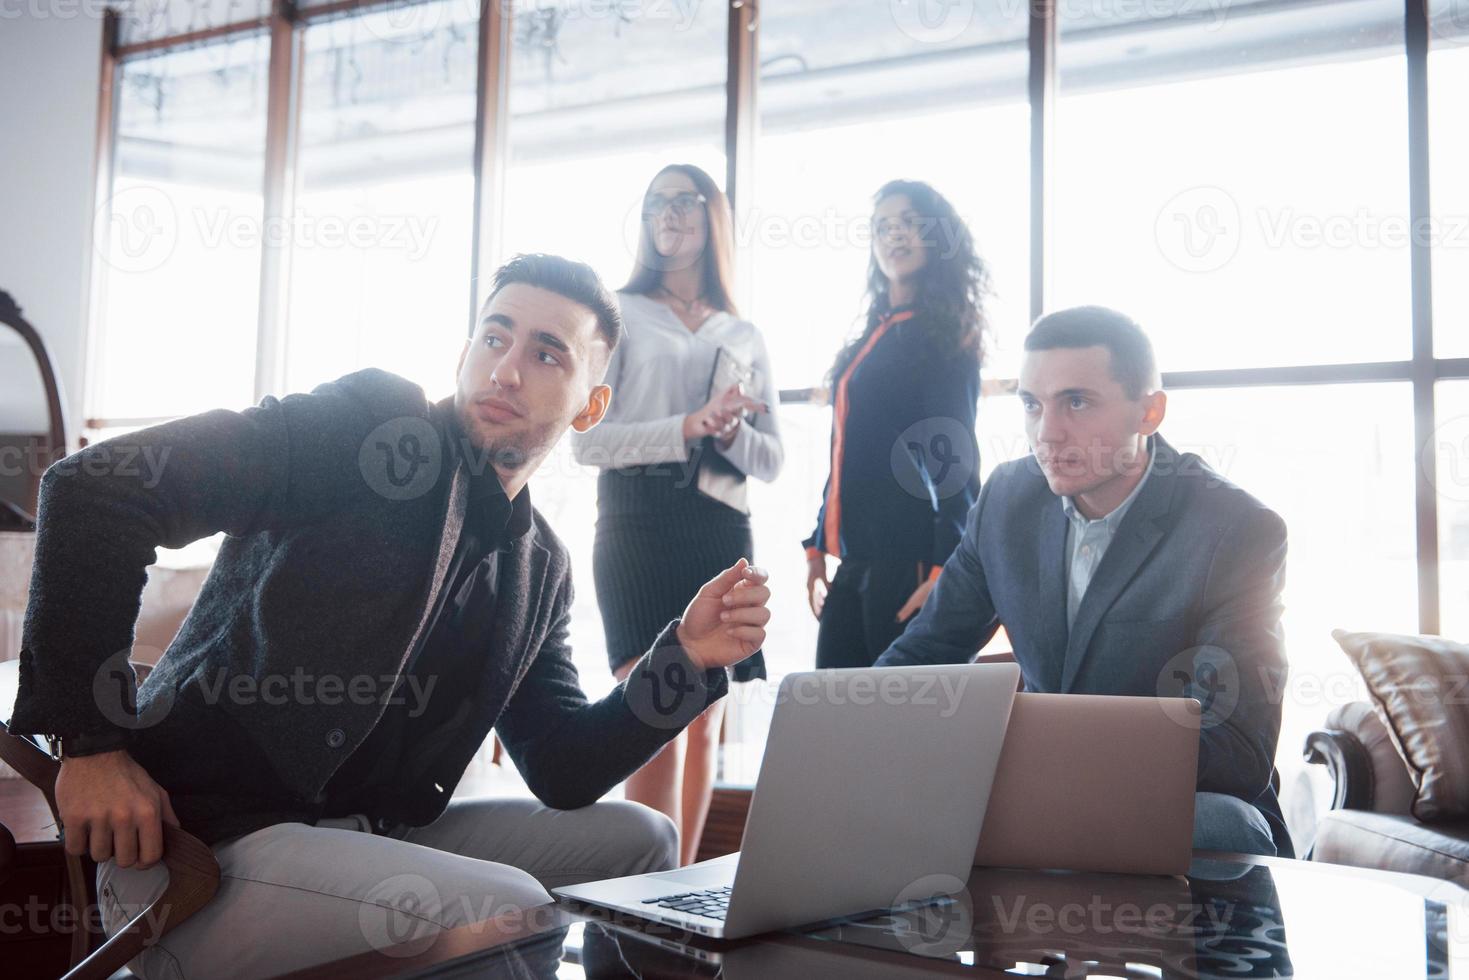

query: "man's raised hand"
left=675, top=558, right=771, bottom=670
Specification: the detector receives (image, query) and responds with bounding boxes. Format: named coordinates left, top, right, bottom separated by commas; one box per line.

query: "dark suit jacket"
left=12, top=368, right=728, bottom=845
left=875, top=434, right=1293, bottom=856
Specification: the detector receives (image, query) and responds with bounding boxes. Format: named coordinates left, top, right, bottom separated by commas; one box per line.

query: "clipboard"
left=694, top=346, right=758, bottom=513
left=706, top=346, right=757, bottom=416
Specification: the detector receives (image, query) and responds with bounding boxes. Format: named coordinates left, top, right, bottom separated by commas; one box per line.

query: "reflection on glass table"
left=291, top=853, right=1467, bottom=978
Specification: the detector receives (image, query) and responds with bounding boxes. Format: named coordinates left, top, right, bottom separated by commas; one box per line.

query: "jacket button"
left=325, top=728, right=345, bottom=748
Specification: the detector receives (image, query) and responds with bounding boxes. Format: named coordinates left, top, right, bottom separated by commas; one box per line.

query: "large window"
left=748, top=0, right=1032, bottom=683
left=1054, top=0, right=1409, bottom=372
left=499, top=0, right=727, bottom=284
left=1431, top=1, right=1469, bottom=359
left=284, top=2, right=480, bottom=399
left=84, top=0, right=1469, bottom=812
left=1437, top=381, right=1469, bottom=640
left=499, top=0, right=729, bottom=698
left=1164, top=383, right=1418, bottom=820
left=94, top=32, right=271, bottom=421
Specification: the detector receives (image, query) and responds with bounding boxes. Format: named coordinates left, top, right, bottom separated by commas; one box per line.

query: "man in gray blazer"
left=876, top=306, right=1291, bottom=857
left=12, top=253, right=772, bottom=977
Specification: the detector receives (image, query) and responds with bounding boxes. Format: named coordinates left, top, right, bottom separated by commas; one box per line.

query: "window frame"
left=84, top=0, right=1468, bottom=634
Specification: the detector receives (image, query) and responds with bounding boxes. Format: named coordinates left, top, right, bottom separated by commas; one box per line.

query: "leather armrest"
left=1305, top=728, right=1376, bottom=810
left=1305, top=702, right=1416, bottom=815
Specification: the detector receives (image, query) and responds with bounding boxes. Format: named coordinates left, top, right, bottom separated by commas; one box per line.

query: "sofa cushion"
left=1333, top=629, right=1469, bottom=821
left=1313, top=809, right=1469, bottom=886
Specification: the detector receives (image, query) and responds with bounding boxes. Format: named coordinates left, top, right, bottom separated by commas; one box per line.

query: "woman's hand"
left=683, top=383, right=767, bottom=445
left=806, top=552, right=830, bottom=620
left=895, top=578, right=935, bottom=623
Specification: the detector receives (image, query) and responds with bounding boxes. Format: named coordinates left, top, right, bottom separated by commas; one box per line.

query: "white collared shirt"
left=1060, top=443, right=1155, bottom=630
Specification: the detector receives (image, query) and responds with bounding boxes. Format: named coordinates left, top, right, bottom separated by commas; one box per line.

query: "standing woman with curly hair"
left=573, top=164, right=783, bottom=865
left=803, top=180, right=989, bottom=668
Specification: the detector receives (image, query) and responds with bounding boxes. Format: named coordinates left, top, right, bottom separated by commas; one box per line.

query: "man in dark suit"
left=875, top=306, right=1291, bottom=857
left=12, top=253, right=772, bottom=977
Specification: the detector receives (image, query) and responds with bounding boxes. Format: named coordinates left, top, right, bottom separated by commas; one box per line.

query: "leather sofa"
left=1305, top=701, right=1469, bottom=885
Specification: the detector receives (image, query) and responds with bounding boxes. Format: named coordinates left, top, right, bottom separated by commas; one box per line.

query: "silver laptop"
left=973, top=692, right=1201, bottom=875
left=553, top=662, right=1020, bottom=940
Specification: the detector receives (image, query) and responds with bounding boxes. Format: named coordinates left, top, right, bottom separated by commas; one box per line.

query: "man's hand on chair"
left=676, top=558, right=771, bottom=671
left=56, top=749, right=180, bottom=870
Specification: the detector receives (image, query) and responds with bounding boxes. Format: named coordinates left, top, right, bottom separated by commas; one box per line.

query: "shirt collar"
left=1060, top=438, right=1155, bottom=531
left=438, top=395, right=535, bottom=550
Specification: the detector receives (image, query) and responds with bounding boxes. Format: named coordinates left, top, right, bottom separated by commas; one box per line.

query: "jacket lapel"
left=396, top=465, right=467, bottom=675
left=1059, top=436, right=1178, bottom=692
left=1034, top=500, right=1071, bottom=691
left=480, top=532, right=551, bottom=699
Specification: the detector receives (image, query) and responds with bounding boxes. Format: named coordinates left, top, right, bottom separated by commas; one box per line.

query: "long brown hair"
left=623, top=164, right=739, bottom=317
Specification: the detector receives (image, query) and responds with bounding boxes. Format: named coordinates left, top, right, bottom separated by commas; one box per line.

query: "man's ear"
left=571, top=384, right=612, bottom=433
left=1139, top=389, right=1167, bottom=436
left=456, top=338, right=469, bottom=379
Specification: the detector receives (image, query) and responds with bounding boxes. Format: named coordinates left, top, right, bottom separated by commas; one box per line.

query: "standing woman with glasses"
left=804, top=180, right=989, bottom=669
left=572, top=164, right=783, bottom=866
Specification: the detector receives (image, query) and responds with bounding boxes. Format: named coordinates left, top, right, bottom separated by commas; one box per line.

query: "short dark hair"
left=486, top=253, right=623, bottom=353
left=1023, top=306, right=1160, bottom=400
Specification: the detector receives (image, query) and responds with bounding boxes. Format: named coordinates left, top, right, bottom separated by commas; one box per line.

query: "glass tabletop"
left=405, top=855, right=1469, bottom=979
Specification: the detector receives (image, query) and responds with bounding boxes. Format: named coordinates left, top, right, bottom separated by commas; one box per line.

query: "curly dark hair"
left=828, top=179, right=991, bottom=386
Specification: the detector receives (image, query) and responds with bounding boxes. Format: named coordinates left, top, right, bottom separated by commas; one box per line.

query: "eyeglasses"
left=642, top=191, right=707, bottom=220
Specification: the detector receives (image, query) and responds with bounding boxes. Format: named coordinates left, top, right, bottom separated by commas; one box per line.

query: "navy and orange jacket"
left=804, top=305, right=982, bottom=573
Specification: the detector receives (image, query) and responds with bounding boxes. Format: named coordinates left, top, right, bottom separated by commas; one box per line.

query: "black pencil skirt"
left=592, top=466, right=767, bottom=683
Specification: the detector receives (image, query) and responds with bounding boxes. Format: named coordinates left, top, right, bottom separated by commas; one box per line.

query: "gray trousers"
left=97, top=798, right=678, bottom=979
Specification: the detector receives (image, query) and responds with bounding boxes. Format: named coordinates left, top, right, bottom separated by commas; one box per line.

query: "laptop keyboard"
left=641, top=885, right=732, bottom=920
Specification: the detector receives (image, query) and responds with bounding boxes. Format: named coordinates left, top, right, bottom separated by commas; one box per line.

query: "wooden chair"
left=0, top=665, right=221, bottom=979
left=0, top=289, right=67, bottom=525
left=0, top=290, right=224, bottom=976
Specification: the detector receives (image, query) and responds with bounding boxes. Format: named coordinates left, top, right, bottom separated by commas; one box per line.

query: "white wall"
left=0, top=11, right=105, bottom=441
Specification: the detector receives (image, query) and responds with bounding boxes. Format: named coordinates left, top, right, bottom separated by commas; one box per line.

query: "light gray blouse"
left=571, top=290, right=784, bottom=482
